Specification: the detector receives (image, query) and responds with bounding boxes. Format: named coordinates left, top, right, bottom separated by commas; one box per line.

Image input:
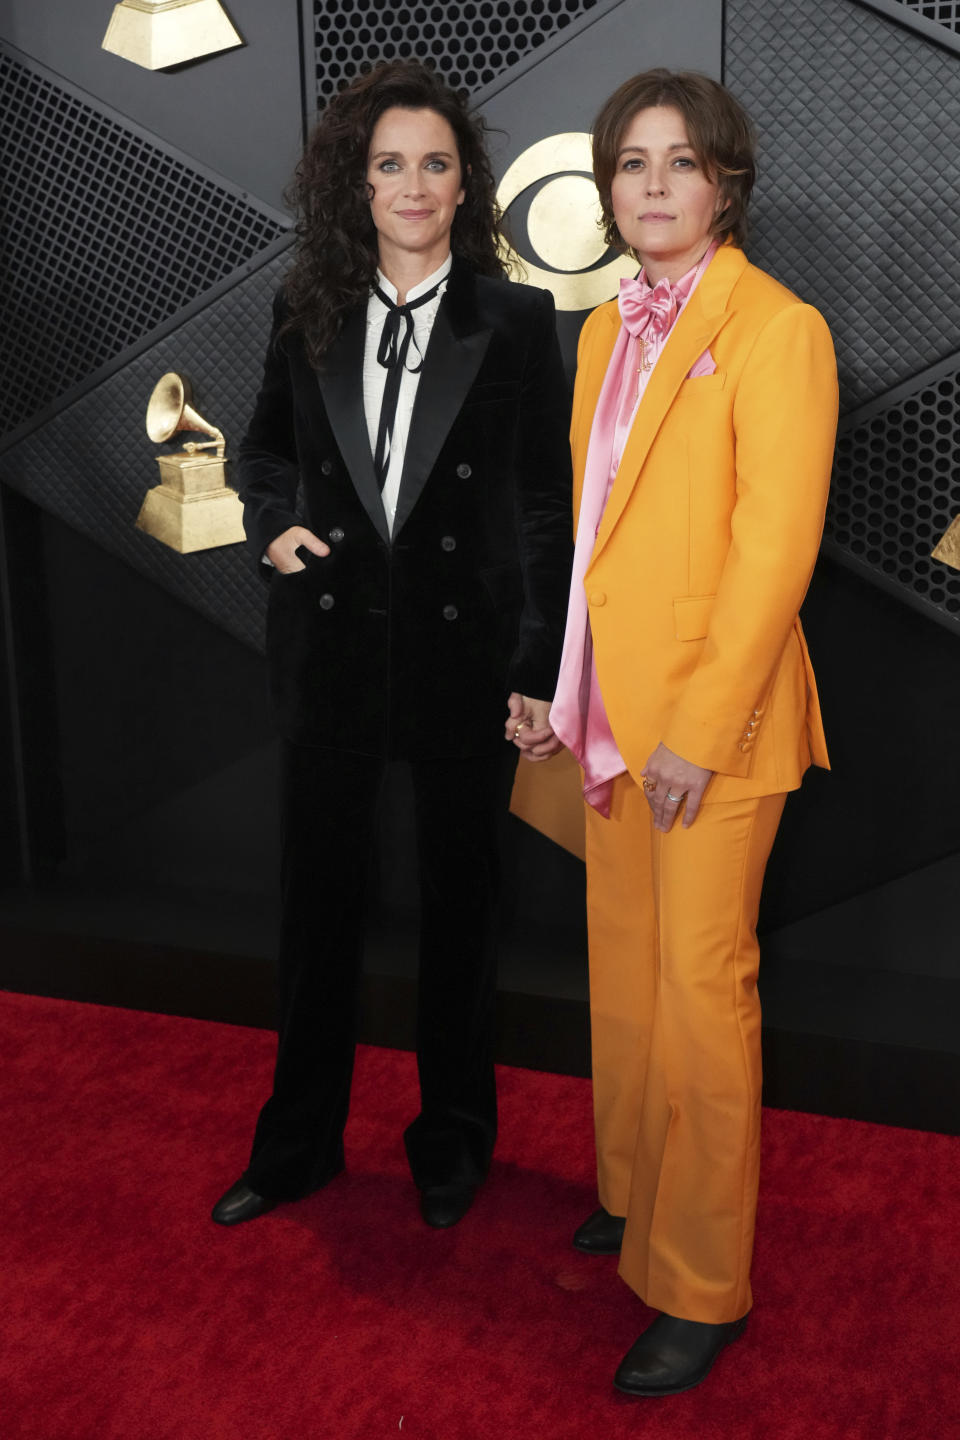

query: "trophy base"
left=136, top=484, right=246, bottom=554
left=102, top=0, right=243, bottom=72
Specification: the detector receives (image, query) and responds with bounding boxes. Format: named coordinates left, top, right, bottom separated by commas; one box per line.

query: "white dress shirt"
left=363, top=255, right=452, bottom=534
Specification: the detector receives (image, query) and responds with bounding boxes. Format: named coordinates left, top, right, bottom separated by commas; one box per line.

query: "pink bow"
left=618, top=274, right=679, bottom=341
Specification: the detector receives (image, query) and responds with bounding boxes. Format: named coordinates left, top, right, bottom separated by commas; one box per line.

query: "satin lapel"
left=593, top=245, right=747, bottom=558
left=392, top=291, right=491, bottom=537
left=315, top=304, right=390, bottom=544
left=573, top=305, right=619, bottom=520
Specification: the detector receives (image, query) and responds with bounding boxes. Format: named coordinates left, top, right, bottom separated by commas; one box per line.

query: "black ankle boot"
left=572, top=1206, right=626, bottom=1255
left=614, top=1312, right=748, bottom=1395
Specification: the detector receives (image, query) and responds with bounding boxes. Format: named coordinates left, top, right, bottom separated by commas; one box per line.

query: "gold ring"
left=642, top=777, right=656, bottom=792
left=514, top=724, right=525, bottom=738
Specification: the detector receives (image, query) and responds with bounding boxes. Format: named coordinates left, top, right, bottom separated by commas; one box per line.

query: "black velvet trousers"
left=243, top=739, right=518, bottom=1200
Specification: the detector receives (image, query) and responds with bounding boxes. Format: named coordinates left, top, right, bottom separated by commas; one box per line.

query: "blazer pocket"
left=676, top=371, right=726, bottom=396
left=673, top=593, right=716, bottom=641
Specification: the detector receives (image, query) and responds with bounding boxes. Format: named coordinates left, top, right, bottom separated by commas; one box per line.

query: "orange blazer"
left=571, top=243, right=839, bottom=802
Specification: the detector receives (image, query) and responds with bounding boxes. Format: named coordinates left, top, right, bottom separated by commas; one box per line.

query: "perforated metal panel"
left=0, top=48, right=288, bottom=438
left=901, top=0, right=960, bottom=26
left=313, top=0, right=602, bottom=104
left=830, top=358, right=960, bottom=624
left=856, top=0, right=960, bottom=47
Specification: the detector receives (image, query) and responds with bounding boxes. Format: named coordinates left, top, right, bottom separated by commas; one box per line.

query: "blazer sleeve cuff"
left=660, top=706, right=755, bottom=778
left=245, top=507, right=302, bottom=577
left=507, top=650, right=562, bottom=704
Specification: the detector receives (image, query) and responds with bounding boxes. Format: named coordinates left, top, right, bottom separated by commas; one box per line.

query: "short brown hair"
left=592, top=69, right=756, bottom=252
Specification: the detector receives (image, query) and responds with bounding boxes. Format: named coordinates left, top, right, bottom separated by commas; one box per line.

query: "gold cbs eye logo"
left=496, top=133, right=635, bottom=311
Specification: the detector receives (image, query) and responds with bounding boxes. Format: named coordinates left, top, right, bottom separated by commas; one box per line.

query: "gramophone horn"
left=145, top=372, right=222, bottom=445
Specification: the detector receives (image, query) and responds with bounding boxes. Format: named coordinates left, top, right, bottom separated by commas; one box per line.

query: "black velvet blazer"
left=237, top=260, right=573, bottom=758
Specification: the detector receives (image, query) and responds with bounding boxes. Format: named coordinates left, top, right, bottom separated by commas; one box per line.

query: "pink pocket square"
left=686, top=349, right=717, bottom=379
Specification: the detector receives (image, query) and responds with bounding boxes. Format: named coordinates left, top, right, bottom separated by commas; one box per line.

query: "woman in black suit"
left=212, top=61, right=571, bottom=1230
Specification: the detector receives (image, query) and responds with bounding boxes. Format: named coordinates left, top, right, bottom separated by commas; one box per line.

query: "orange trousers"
left=584, top=773, right=787, bottom=1324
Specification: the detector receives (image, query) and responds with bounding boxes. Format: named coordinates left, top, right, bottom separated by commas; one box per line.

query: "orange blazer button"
left=588, top=591, right=607, bottom=606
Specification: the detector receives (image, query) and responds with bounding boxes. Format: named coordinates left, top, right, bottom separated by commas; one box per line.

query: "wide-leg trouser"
left=584, top=773, right=787, bottom=1324
left=243, top=740, right=517, bottom=1201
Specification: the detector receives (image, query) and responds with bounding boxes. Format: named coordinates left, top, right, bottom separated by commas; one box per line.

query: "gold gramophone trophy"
left=137, top=373, right=245, bottom=553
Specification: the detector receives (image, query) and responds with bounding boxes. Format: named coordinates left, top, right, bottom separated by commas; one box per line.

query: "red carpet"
left=1, top=990, right=956, bottom=1439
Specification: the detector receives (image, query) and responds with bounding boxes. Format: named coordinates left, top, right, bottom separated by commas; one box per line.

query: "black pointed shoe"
left=572, top=1206, right=627, bottom=1255
left=211, top=1180, right=277, bottom=1227
left=613, top=1312, right=749, bottom=1396
left=419, top=1183, right=477, bottom=1228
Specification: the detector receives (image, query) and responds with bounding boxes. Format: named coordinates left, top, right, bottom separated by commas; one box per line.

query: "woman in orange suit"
left=545, top=71, right=839, bottom=1396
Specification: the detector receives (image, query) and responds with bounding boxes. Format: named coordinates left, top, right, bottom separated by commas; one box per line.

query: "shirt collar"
left=373, top=254, right=453, bottom=307
left=636, top=240, right=718, bottom=304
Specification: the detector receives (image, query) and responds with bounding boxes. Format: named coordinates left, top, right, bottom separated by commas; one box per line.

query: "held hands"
left=641, top=742, right=714, bottom=832
left=266, top=526, right=330, bottom=573
left=505, top=693, right=563, bottom=763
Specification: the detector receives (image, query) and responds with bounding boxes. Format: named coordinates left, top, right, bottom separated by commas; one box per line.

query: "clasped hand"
left=505, top=693, right=563, bottom=763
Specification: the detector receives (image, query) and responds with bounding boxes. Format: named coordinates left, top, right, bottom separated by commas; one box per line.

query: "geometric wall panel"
left=725, top=0, right=960, bottom=412
left=0, top=251, right=296, bottom=655
left=313, top=0, right=603, bottom=107
left=829, top=357, right=960, bottom=626
left=0, top=46, right=288, bottom=438
left=727, top=0, right=960, bottom=633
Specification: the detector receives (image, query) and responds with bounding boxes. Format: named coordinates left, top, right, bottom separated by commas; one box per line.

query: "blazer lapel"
left=593, top=245, right=748, bottom=557
left=315, top=303, right=390, bottom=544
left=392, top=263, right=492, bottom=537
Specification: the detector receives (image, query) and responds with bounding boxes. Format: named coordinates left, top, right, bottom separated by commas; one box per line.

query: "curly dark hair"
left=280, top=60, right=507, bottom=365
left=592, top=70, right=756, bottom=253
